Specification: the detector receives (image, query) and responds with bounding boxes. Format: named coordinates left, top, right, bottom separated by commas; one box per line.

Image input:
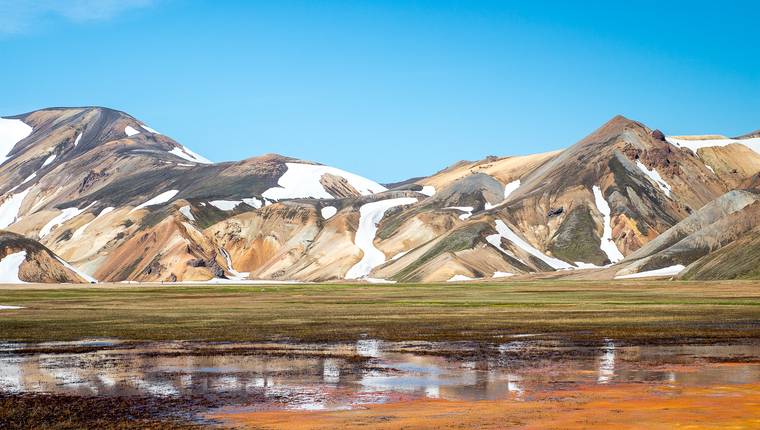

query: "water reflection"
left=597, top=340, right=615, bottom=384
left=0, top=339, right=757, bottom=411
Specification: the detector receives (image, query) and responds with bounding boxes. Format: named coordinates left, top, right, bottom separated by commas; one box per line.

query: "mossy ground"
left=0, top=280, right=758, bottom=343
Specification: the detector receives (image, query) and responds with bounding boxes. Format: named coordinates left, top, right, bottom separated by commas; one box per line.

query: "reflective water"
left=0, top=338, right=758, bottom=412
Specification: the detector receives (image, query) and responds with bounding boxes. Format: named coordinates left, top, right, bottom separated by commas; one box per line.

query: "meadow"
left=1, top=280, right=758, bottom=343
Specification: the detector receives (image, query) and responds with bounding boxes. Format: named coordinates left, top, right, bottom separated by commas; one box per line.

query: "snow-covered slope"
left=263, top=162, right=387, bottom=200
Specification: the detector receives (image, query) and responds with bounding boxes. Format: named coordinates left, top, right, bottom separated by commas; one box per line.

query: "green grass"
left=0, top=280, right=758, bottom=343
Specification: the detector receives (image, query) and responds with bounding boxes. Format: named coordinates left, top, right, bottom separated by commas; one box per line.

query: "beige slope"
left=0, top=231, right=89, bottom=283
left=419, top=151, right=559, bottom=190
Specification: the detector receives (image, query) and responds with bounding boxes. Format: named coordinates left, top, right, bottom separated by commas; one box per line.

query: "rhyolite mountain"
left=0, top=106, right=759, bottom=284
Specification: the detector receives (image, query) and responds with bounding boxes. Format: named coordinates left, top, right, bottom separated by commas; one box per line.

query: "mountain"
left=0, top=106, right=759, bottom=283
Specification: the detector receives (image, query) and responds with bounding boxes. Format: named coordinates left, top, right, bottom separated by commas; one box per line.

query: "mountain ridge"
left=1, top=106, right=759, bottom=283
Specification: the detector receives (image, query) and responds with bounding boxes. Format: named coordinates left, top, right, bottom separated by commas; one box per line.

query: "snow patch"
left=124, top=126, right=140, bottom=137
left=242, top=197, right=263, bottom=209
left=168, top=146, right=212, bottom=164
left=179, top=205, right=195, bottom=221
left=41, top=153, right=56, bottom=168
left=0, top=305, right=23, bottom=310
left=705, top=164, right=715, bottom=174
left=0, top=251, right=27, bottom=284
left=447, top=274, right=475, bottom=282
left=444, top=206, right=473, bottom=220
left=133, top=190, right=179, bottom=211
left=419, top=185, right=435, bottom=197
left=39, top=204, right=93, bottom=239
left=503, top=179, right=521, bottom=199
left=346, top=197, right=417, bottom=279
left=55, top=256, right=97, bottom=283
left=0, top=118, right=33, bottom=165
left=487, top=220, right=573, bottom=270
left=321, top=206, right=337, bottom=219
left=635, top=161, right=672, bottom=197
left=615, top=264, right=685, bottom=279
left=0, top=190, right=30, bottom=229
left=209, top=200, right=241, bottom=211
left=73, top=133, right=82, bottom=147
left=666, top=136, right=760, bottom=155
left=592, top=186, right=624, bottom=263
left=492, top=271, right=514, bottom=278
left=263, top=163, right=386, bottom=200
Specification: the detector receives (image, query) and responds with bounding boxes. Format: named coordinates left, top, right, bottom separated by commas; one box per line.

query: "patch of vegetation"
left=137, top=208, right=169, bottom=231
left=392, top=222, right=488, bottom=281
left=190, top=203, right=234, bottom=229
left=681, top=232, right=760, bottom=280
left=549, top=205, right=608, bottom=265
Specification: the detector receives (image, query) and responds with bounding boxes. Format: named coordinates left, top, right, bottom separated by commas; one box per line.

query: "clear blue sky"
left=1, top=1, right=758, bottom=182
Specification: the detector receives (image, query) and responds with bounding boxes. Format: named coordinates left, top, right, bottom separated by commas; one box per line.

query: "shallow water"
left=0, top=338, right=758, bottom=413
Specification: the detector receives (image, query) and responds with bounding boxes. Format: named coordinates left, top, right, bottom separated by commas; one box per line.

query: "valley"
left=0, top=281, right=758, bottom=429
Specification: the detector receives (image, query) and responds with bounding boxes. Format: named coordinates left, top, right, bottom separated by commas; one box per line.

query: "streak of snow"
left=666, top=136, right=760, bottom=155
left=574, top=262, right=604, bottom=270
left=592, top=186, right=624, bottom=263
left=168, top=146, right=212, bottom=164
left=705, top=164, right=715, bottom=174
left=220, top=247, right=249, bottom=280
left=55, top=256, right=97, bottom=283
left=635, top=161, right=672, bottom=197
left=124, top=126, right=140, bottom=137
left=447, top=274, right=475, bottom=282
left=73, top=133, right=82, bottom=146
left=21, top=173, right=36, bottom=185
left=133, top=190, right=179, bottom=211
left=263, top=163, right=386, bottom=200
left=39, top=203, right=94, bottom=238
left=0, top=305, right=23, bottom=310
left=209, top=200, right=241, bottom=211
left=492, top=271, right=514, bottom=278
left=321, top=206, right=337, bottom=219
left=0, top=118, right=33, bottom=165
left=615, top=264, right=685, bottom=279
left=41, top=153, right=57, bottom=168
left=444, top=206, right=473, bottom=220
left=72, top=207, right=114, bottom=240
left=419, top=185, right=435, bottom=197
left=0, top=190, right=30, bottom=229
left=391, top=251, right=408, bottom=260
left=0, top=251, right=26, bottom=283
left=140, top=124, right=160, bottom=134
left=487, top=220, right=573, bottom=270
left=346, top=197, right=417, bottom=279
left=179, top=205, right=194, bottom=221
left=364, top=277, right=396, bottom=284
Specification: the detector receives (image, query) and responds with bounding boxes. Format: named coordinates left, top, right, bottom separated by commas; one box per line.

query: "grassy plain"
left=0, top=280, right=758, bottom=343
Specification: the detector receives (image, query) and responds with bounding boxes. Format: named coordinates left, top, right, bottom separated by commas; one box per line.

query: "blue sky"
left=1, top=1, right=758, bottom=182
